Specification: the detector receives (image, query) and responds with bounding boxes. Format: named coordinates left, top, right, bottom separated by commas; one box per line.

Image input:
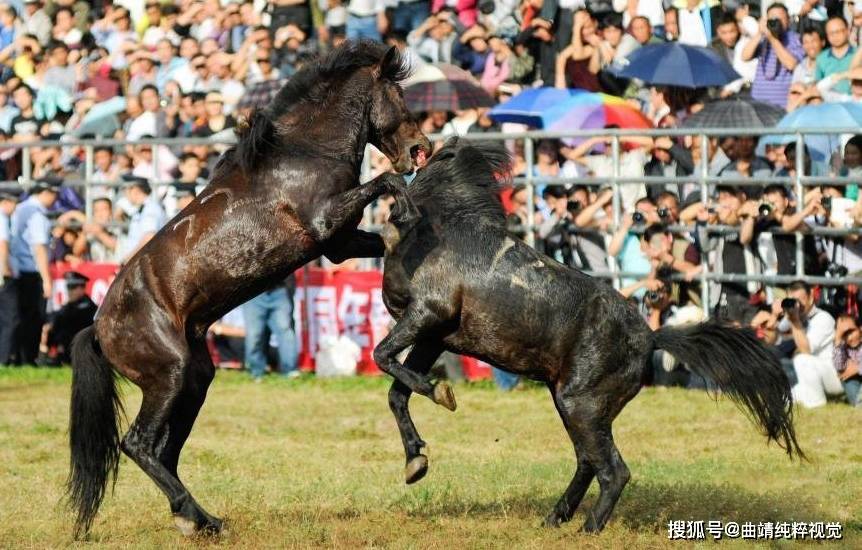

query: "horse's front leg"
left=322, top=229, right=385, bottom=263
left=388, top=339, right=444, bottom=484
left=372, top=307, right=457, bottom=412
left=310, top=173, right=414, bottom=243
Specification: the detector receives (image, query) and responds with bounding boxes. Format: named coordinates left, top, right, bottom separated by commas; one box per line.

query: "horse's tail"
left=653, top=320, right=805, bottom=460
left=67, top=325, right=125, bottom=539
left=234, top=109, right=277, bottom=173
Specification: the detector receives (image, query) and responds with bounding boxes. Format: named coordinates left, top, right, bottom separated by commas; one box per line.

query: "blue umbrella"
left=608, top=43, right=740, bottom=88
left=758, top=103, right=862, bottom=163
left=488, top=87, right=589, bottom=127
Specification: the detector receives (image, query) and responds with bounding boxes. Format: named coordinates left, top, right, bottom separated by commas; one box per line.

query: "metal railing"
left=4, top=127, right=861, bottom=318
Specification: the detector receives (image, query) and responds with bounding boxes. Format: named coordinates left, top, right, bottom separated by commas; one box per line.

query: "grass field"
left=0, top=367, right=859, bottom=549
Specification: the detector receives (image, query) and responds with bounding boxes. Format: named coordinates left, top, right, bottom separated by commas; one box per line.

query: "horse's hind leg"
left=121, top=343, right=220, bottom=536
left=388, top=339, right=444, bottom=484
left=373, top=307, right=456, bottom=411
left=552, top=383, right=635, bottom=533
left=544, top=391, right=597, bottom=528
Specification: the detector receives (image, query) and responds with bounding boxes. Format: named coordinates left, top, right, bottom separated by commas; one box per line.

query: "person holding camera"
left=815, top=16, right=857, bottom=95
left=742, top=2, right=804, bottom=108
left=568, top=185, right=612, bottom=271
left=607, top=196, right=659, bottom=290
left=767, top=280, right=840, bottom=408
left=696, top=185, right=763, bottom=324
left=833, top=314, right=862, bottom=406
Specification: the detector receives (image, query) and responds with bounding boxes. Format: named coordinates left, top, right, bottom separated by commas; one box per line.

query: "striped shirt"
left=750, top=31, right=804, bottom=108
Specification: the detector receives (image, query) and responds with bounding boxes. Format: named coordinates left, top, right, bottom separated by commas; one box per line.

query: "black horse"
left=375, top=139, right=804, bottom=532
left=67, top=41, right=431, bottom=538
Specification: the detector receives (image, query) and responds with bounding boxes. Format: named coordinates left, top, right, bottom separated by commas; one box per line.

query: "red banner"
left=50, top=263, right=492, bottom=380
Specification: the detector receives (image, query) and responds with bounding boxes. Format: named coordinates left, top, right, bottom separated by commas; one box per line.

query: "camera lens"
left=781, top=297, right=798, bottom=311
left=646, top=290, right=660, bottom=302
left=658, top=208, right=669, bottom=219
left=567, top=200, right=582, bottom=213
left=632, top=211, right=645, bottom=224
left=821, top=196, right=832, bottom=210
left=758, top=203, right=772, bottom=218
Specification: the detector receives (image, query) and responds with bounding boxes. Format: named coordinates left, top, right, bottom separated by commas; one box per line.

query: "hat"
left=31, top=176, right=62, bottom=193
left=173, top=184, right=196, bottom=199
left=121, top=173, right=152, bottom=193
left=64, top=271, right=89, bottom=287
left=0, top=191, right=18, bottom=201
left=23, top=0, right=40, bottom=4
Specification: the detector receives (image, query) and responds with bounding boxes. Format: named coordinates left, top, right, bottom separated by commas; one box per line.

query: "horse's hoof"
left=405, top=454, right=429, bottom=484
left=433, top=382, right=457, bottom=411
left=543, top=514, right=563, bottom=528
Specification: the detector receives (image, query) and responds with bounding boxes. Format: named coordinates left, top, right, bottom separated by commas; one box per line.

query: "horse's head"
left=366, top=47, right=431, bottom=174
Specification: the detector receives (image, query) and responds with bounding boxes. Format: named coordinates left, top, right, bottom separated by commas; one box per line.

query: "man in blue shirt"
left=10, top=179, right=58, bottom=364
left=120, top=177, right=166, bottom=264
left=0, top=191, right=18, bottom=364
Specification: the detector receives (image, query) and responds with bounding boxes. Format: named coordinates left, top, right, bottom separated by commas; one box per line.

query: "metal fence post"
left=794, top=132, right=805, bottom=278
left=699, top=133, right=710, bottom=319
left=524, top=136, right=535, bottom=249
left=84, top=144, right=94, bottom=220
left=610, top=133, right=621, bottom=290
left=21, top=144, right=31, bottom=187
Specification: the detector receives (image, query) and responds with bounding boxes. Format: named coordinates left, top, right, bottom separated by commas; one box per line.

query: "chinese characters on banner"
left=50, top=264, right=492, bottom=380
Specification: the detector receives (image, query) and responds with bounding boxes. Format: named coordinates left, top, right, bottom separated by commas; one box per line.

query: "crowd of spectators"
left=0, top=0, right=859, bottom=402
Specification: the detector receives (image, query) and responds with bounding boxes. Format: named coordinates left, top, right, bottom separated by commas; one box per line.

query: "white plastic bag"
left=314, top=334, right=362, bottom=377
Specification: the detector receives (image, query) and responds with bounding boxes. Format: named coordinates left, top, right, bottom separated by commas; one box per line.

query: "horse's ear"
left=372, top=46, right=398, bottom=80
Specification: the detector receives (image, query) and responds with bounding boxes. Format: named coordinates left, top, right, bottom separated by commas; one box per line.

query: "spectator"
left=675, top=0, right=715, bottom=47
left=125, top=85, right=169, bottom=140
left=555, top=9, right=600, bottom=91
left=243, top=275, right=299, bottom=380
left=742, top=3, right=803, bottom=108
left=814, top=64, right=862, bottom=101
left=0, top=191, right=17, bottom=365
left=768, top=280, right=838, bottom=408
left=42, top=269, right=96, bottom=364
left=119, top=177, right=166, bottom=264
left=346, top=0, right=386, bottom=41
left=645, top=136, right=694, bottom=200
left=629, top=15, right=658, bottom=45
left=408, top=11, right=458, bottom=63
left=595, top=12, right=639, bottom=94
left=0, top=5, right=20, bottom=51
left=792, top=21, right=825, bottom=86
left=815, top=15, right=857, bottom=94
left=833, top=314, right=862, bottom=406
left=716, top=136, right=773, bottom=192
left=10, top=83, right=40, bottom=138
left=839, top=135, right=862, bottom=199
left=22, top=0, right=51, bottom=47
left=663, top=6, right=679, bottom=41
left=431, top=0, right=477, bottom=28
left=81, top=197, right=119, bottom=262
left=454, top=24, right=490, bottom=74
left=614, top=0, right=664, bottom=35
left=209, top=306, right=246, bottom=368
left=9, top=177, right=58, bottom=364
left=696, top=185, right=762, bottom=323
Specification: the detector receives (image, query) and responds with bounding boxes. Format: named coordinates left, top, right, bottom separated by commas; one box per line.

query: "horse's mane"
left=411, top=137, right=513, bottom=226
left=232, top=40, right=409, bottom=173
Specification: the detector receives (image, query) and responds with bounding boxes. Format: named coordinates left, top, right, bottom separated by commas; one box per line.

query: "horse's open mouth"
left=410, top=144, right=429, bottom=168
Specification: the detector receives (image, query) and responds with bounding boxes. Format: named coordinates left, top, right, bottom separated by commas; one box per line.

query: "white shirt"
left=582, top=149, right=648, bottom=211
left=804, top=307, right=836, bottom=362
left=613, top=0, right=664, bottom=28
left=678, top=8, right=707, bottom=47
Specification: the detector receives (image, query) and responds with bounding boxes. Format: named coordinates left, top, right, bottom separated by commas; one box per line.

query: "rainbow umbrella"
left=488, top=87, right=591, bottom=127
left=543, top=93, right=652, bottom=146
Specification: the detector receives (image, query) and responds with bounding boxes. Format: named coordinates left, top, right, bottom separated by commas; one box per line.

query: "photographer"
left=742, top=2, right=803, bottom=108
left=834, top=314, right=862, bottom=406
left=608, top=196, right=659, bottom=290
left=696, top=185, right=763, bottom=324
left=773, top=281, right=840, bottom=408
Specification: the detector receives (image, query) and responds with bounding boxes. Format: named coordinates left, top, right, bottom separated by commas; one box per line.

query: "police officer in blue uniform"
left=10, top=178, right=58, bottom=364
left=0, top=191, right=18, bottom=365
left=44, top=271, right=97, bottom=365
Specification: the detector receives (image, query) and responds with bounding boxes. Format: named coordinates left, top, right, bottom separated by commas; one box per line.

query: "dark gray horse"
left=374, top=138, right=803, bottom=532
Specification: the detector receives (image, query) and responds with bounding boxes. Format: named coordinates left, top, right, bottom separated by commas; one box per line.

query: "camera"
left=478, top=0, right=495, bottom=14
left=632, top=211, right=646, bottom=225
left=567, top=200, right=582, bottom=213
left=645, top=290, right=662, bottom=303
left=757, top=202, right=772, bottom=218
left=766, top=18, right=784, bottom=38
left=826, top=262, right=849, bottom=278
left=657, top=207, right=670, bottom=219
left=781, top=297, right=798, bottom=312
left=821, top=196, right=832, bottom=211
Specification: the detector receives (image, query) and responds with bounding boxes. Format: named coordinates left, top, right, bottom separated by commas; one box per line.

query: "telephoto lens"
left=758, top=203, right=772, bottom=218
left=781, top=297, right=798, bottom=312
left=821, top=196, right=832, bottom=211
left=567, top=200, right=582, bottom=213
left=632, top=211, right=646, bottom=224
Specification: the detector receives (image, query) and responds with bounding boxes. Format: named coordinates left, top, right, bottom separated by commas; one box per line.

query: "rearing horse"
left=67, top=42, right=431, bottom=538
